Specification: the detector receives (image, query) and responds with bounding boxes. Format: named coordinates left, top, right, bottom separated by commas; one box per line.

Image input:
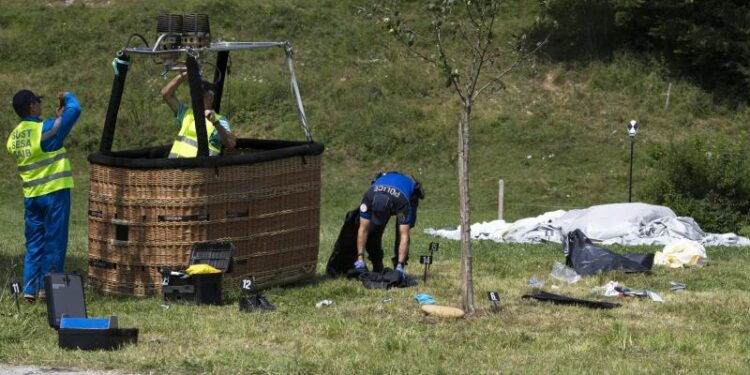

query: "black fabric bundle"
left=358, top=270, right=416, bottom=289
left=565, top=229, right=654, bottom=276
left=522, top=291, right=621, bottom=309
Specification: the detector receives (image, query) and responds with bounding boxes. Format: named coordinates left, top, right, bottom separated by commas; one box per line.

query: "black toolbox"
left=162, top=241, right=234, bottom=305
left=45, top=273, right=87, bottom=328
left=58, top=327, right=139, bottom=351
left=44, top=273, right=138, bottom=350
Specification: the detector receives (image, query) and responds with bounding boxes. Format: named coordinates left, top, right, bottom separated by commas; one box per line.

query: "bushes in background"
left=646, top=135, right=750, bottom=234
left=530, top=0, right=750, bottom=104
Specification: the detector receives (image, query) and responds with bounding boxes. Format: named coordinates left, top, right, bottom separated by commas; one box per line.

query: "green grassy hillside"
left=3, top=0, right=747, bottom=223
left=1, top=1, right=749, bottom=374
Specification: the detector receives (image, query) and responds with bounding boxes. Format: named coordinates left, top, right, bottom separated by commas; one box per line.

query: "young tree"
left=367, top=0, right=546, bottom=313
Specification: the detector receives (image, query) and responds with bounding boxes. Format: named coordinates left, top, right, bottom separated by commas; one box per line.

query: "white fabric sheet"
left=424, top=202, right=750, bottom=247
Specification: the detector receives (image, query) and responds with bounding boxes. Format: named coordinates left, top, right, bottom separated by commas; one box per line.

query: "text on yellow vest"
left=6, top=120, right=73, bottom=198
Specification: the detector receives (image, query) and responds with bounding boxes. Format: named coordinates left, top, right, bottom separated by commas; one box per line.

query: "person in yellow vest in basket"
left=7, top=90, right=81, bottom=303
left=160, top=72, right=236, bottom=158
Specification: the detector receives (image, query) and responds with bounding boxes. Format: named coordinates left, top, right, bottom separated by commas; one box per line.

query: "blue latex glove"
left=353, top=259, right=367, bottom=270
left=395, top=263, right=405, bottom=278
left=415, top=293, right=436, bottom=305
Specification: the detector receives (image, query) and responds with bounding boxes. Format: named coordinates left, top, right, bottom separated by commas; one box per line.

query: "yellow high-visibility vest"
left=7, top=120, right=73, bottom=198
left=168, top=108, right=224, bottom=158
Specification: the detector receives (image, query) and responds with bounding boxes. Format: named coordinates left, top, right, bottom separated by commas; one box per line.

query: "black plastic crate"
left=58, top=328, right=138, bottom=350
left=162, top=272, right=222, bottom=305
left=190, top=241, right=235, bottom=272
left=161, top=241, right=233, bottom=305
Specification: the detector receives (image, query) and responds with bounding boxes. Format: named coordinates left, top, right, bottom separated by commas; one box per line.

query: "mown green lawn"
left=0, top=157, right=749, bottom=374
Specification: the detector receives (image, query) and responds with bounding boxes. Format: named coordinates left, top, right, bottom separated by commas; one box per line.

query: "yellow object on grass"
left=420, top=304, right=465, bottom=318
left=186, top=264, right=221, bottom=275
left=654, top=239, right=708, bottom=268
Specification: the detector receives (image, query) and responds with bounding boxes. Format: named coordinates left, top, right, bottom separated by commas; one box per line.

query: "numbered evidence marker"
left=419, top=255, right=433, bottom=283
left=8, top=282, right=21, bottom=295
left=8, top=282, right=21, bottom=314
left=420, top=255, right=433, bottom=265
left=487, top=291, right=501, bottom=313
left=240, top=277, right=256, bottom=294
left=427, top=242, right=439, bottom=269
left=429, top=242, right=439, bottom=253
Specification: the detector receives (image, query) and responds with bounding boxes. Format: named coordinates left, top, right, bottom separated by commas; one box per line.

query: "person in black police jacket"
left=355, top=172, right=425, bottom=276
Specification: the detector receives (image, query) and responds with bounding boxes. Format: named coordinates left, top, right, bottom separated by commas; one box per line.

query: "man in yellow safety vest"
left=6, top=89, right=81, bottom=303
left=160, top=72, right=236, bottom=158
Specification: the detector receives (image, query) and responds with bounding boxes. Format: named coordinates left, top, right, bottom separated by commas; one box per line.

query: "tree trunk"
left=458, top=101, right=474, bottom=314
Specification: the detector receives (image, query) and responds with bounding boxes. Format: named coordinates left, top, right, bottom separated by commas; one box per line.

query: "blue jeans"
left=23, top=189, right=71, bottom=295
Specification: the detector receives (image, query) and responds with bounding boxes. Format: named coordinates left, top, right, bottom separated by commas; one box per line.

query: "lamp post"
left=627, top=119, right=638, bottom=202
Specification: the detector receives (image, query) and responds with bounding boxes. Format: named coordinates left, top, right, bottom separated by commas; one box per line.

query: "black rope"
left=123, top=33, right=150, bottom=49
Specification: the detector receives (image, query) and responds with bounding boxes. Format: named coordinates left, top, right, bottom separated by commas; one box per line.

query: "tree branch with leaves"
left=363, top=0, right=547, bottom=314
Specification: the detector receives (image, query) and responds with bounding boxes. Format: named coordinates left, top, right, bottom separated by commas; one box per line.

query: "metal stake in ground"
left=487, top=291, right=501, bottom=313
left=428, top=242, right=439, bottom=270
left=419, top=255, right=432, bottom=284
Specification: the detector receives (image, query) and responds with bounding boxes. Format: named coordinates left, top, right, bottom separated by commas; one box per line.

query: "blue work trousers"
left=22, top=188, right=71, bottom=295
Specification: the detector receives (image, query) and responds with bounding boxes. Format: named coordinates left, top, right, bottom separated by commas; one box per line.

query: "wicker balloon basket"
left=87, top=140, right=323, bottom=296
left=90, top=37, right=323, bottom=296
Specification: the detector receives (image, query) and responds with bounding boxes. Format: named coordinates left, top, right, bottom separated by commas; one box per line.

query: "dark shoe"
left=23, top=294, right=35, bottom=304
left=37, top=290, right=46, bottom=304
left=256, top=294, right=276, bottom=311
left=239, top=293, right=275, bottom=312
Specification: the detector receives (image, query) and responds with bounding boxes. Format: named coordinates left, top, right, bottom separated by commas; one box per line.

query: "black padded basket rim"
left=88, top=138, right=324, bottom=170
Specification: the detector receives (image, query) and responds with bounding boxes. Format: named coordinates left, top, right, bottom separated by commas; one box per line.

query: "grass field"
left=1, top=0, right=750, bottom=374
left=1, top=157, right=749, bottom=374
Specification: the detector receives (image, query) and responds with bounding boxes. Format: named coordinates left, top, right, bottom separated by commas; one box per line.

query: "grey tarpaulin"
left=425, top=203, right=750, bottom=247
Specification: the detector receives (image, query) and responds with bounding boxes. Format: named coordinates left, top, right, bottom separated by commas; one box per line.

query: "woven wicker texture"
left=88, top=154, right=321, bottom=296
